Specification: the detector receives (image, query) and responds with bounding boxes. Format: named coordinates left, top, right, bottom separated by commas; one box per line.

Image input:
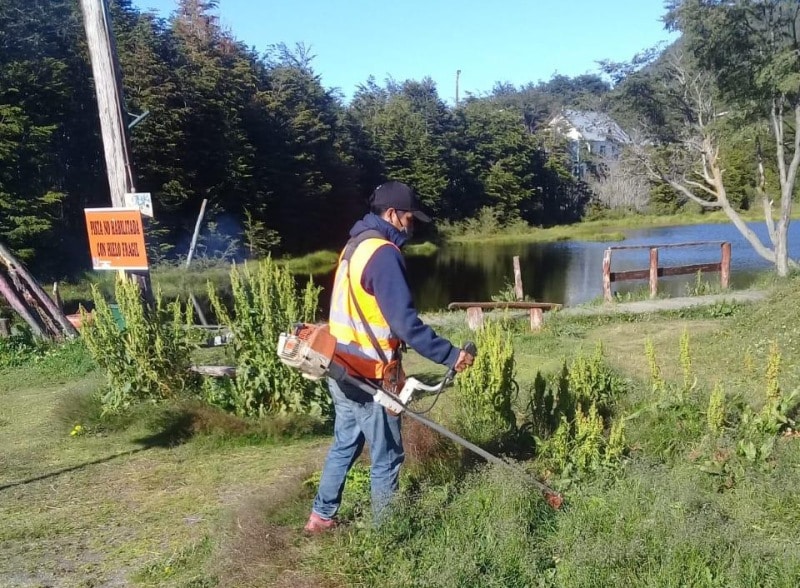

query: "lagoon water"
left=387, top=221, right=800, bottom=311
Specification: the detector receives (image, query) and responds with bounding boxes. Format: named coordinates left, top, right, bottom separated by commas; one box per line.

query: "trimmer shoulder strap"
left=341, top=229, right=391, bottom=365
left=342, top=229, right=385, bottom=262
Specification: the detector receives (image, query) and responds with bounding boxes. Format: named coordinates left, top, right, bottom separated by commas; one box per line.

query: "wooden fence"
left=602, top=241, right=731, bottom=302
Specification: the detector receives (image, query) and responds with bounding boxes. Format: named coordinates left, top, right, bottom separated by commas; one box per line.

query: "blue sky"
left=132, top=0, right=678, bottom=102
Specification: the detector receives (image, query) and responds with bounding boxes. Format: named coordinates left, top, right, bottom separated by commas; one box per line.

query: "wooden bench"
left=447, top=301, right=562, bottom=331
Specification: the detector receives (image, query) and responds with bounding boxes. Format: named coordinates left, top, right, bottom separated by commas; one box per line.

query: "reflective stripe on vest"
left=328, top=237, right=400, bottom=375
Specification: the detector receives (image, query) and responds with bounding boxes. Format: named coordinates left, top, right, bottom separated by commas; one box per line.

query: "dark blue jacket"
left=344, top=213, right=460, bottom=368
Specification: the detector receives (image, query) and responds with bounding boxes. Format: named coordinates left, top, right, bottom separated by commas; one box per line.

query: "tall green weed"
left=734, top=341, right=800, bottom=464
left=81, top=279, right=198, bottom=413
left=526, top=343, right=628, bottom=477
left=207, top=257, right=329, bottom=417
left=525, top=342, right=624, bottom=436
left=452, top=320, right=517, bottom=447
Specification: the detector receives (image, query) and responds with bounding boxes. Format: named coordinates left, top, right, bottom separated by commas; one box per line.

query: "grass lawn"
left=0, top=347, right=331, bottom=587
left=3, top=277, right=800, bottom=586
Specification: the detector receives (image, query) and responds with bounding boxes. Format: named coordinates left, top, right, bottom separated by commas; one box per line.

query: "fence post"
left=530, top=307, right=543, bottom=331
left=720, top=242, right=731, bottom=289
left=602, top=249, right=612, bottom=302
left=513, top=255, right=524, bottom=301
left=466, top=307, right=484, bottom=330
left=649, top=247, right=659, bottom=299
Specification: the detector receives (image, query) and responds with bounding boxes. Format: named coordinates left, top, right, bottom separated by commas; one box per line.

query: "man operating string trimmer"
left=301, top=181, right=475, bottom=533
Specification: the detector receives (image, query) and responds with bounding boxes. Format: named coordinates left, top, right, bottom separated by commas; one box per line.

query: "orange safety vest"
left=329, top=235, right=401, bottom=379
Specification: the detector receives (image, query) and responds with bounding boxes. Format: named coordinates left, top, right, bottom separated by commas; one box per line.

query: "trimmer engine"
left=277, top=323, right=337, bottom=380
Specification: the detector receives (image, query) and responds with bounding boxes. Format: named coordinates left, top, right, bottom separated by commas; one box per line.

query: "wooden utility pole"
left=79, top=0, right=135, bottom=206
left=455, top=69, right=461, bottom=108
left=79, top=0, right=153, bottom=302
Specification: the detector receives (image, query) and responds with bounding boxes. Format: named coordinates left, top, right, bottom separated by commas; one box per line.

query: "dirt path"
left=559, top=290, right=769, bottom=316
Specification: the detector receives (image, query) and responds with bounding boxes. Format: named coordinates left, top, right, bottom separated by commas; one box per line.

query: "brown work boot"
left=303, top=512, right=336, bottom=534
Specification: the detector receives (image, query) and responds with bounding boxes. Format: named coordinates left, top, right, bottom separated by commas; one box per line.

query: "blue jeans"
left=312, top=377, right=404, bottom=521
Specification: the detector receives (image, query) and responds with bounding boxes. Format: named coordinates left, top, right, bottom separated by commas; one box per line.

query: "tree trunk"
left=775, top=221, right=790, bottom=277
left=718, top=199, right=777, bottom=265
left=771, top=101, right=799, bottom=277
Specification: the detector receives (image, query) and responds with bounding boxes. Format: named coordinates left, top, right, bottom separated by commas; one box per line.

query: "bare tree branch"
left=684, top=178, right=721, bottom=199
left=756, top=138, right=777, bottom=246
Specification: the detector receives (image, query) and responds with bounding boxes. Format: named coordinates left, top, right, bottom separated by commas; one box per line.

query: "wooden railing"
left=602, top=241, right=731, bottom=302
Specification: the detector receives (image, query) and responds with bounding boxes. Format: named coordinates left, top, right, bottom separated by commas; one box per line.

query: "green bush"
left=526, top=343, right=625, bottom=439
left=207, top=257, right=329, bottom=418
left=0, top=325, right=46, bottom=369
left=452, top=320, right=517, bottom=447
left=734, top=341, right=800, bottom=464
left=81, top=279, right=198, bottom=413
left=525, top=344, right=628, bottom=477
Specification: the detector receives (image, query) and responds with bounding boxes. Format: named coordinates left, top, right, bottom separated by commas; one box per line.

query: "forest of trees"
left=2, top=0, right=797, bottom=279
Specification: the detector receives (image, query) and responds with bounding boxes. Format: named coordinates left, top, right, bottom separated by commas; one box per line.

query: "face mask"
left=397, top=213, right=414, bottom=239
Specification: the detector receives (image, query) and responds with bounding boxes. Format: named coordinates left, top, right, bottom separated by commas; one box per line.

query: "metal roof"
left=557, top=109, right=631, bottom=144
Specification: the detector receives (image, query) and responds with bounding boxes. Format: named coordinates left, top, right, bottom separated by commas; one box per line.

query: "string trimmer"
left=277, top=323, right=563, bottom=509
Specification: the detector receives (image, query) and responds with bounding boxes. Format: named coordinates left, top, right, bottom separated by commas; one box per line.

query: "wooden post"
left=649, top=247, right=659, bottom=299
left=0, top=243, right=78, bottom=338
left=185, top=198, right=210, bottom=326
left=602, top=249, right=612, bottom=302
left=0, top=318, right=10, bottom=338
left=0, top=272, right=46, bottom=338
left=79, top=0, right=134, bottom=206
left=466, top=307, right=484, bottom=330
left=52, top=282, right=63, bottom=312
left=720, top=242, right=731, bottom=289
left=512, top=255, right=524, bottom=301
left=530, top=307, right=543, bottom=331
left=186, top=198, right=208, bottom=268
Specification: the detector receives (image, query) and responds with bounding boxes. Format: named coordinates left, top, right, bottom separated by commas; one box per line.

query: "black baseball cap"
left=370, top=181, right=431, bottom=223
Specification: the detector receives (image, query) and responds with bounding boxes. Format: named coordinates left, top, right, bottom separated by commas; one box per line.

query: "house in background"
left=548, top=109, right=632, bottom=178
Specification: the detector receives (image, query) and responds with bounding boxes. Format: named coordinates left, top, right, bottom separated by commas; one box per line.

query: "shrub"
left=452, top=320, right=517, bottom=447
left=525, top=344, right=628, bottom=477
left=567, top=341, right=622, bottom=417
left=0, top=325, right=46, bottom=369
left=735, top=341, right=800, bottom=464
left=525, top=342, right=625, bottom=439
left=207, top=257, right=329, bottom=418
left=81, top=279, right=198, bottom=413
